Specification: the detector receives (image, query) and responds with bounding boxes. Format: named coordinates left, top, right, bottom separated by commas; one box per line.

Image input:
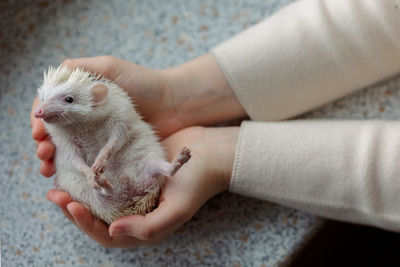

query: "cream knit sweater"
left=212, top=0, right=400, bottom=231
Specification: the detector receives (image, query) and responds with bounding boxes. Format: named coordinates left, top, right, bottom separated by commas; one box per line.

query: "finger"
left=47, top=189, right=76, bottom=222
left=60, top=208, right=76, bottom=224
left=30, top=98, right=39, bottom=129
left=66, top=202, right=115, bottom=246
left=62, top=56, right=123, bottom=81
left=47, top=189, right=73, bottom=206
left=67, top=202, right=154, bottom=248
left=40, top=159, right=56, bottom=177
left=37, top=137, right=55, bottom=161
left=31, top=99, right=47, bottom=141
left=109, top=199, right=189, bottom=240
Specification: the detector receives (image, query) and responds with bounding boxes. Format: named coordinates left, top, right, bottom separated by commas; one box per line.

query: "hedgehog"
left=34, top=66, right=191, bottom=224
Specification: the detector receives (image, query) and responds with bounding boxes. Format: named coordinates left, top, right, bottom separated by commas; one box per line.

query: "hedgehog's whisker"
left=61, top=112, right=77, bottom=126
left=64, top=113, right=76, bottom=126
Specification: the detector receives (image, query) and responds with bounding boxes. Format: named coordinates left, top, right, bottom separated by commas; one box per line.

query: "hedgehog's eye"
left=65, top=97, right=74, bottom=103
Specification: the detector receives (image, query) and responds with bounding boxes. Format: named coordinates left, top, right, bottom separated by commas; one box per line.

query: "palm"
left=47, top=127, right=218, bottom=248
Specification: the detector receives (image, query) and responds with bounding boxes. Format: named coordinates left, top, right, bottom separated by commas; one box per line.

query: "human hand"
left=31, top=54, right=246, bottom=177
left=46, top=126, right=239, bottom=247
left=31, top=55, right=179, bottom=177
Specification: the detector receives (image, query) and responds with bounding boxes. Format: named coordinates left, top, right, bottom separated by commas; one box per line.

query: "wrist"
left=203, top=127, right=239, bottom=192
left=161, top=54, right=247, bottom=128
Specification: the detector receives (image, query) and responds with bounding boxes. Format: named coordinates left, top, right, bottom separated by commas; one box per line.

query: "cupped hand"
left=61, top=56, right=185, bottom=136
left=46, top=126, right=238, bottom=248
left=31, top=56, right=185, bottom=177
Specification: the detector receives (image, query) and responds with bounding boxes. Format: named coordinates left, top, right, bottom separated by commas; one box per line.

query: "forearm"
left=211, top=0, right=400, bottom=121
left=96, top=129, right=127, bottom=162
left=92, top=124, right=129, bottom=174
left=163, top=0, right=400, bottom=126
left=232, top=120, right=400, bottom=232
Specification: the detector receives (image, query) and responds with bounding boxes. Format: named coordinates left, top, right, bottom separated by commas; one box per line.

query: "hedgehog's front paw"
left=84, top=170, right=101, bottom=190
left=85, top=170, right=113, bottom=194
left=93, top=173, right=113, bottom=195
left=92, top=157, right=107, bottom=177
left=97, top=177, right=114, bottom=195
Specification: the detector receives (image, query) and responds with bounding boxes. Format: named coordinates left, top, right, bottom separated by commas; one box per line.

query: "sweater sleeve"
left=211, top=0, right=400, bottom=121
left=232, top=120, right=400, bottom=232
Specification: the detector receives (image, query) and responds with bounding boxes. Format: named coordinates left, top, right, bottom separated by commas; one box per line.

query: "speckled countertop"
left=2, top=0, right=400, bottom=266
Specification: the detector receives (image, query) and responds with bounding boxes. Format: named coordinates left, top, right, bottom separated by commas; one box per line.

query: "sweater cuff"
left=228, top=119, right=400, bottom=232
left=229, top=120, right=248, bottom=193
left=210, top=40, right=263, bottom=122
left=229, top=120, right=272, bottom=197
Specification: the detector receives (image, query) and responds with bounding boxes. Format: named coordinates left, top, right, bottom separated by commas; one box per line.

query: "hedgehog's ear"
left=91, top=84, right=108, bottom=105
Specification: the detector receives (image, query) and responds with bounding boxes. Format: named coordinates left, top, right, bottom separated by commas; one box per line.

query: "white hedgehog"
left=34, top=66, right=191, bottom=224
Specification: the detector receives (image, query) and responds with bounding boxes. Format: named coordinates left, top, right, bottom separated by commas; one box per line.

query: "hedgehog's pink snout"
left=34, top=107, right=45, bottom=118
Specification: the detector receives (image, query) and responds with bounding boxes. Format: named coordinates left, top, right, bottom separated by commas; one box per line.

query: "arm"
left=210, top=0, right=400, bottom=121
left=163, top=0, right=400, bottom=126
left=232, top=120, right=400, bottom=232
left=32, top=0, right=400, bottom=175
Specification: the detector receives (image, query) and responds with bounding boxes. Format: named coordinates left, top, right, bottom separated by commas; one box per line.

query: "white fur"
left=38, top=66, right=168, bottom=223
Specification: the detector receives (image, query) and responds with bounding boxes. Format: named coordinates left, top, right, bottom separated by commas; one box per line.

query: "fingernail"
left=66, top=203, right=74, bottom=213
left=110, top=226, right=129, bottom=237
left=47, top=191, right=54, bottom=202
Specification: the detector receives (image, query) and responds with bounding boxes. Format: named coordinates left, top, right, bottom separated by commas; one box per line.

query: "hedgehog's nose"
left=34, top=107, right=45, bottom=118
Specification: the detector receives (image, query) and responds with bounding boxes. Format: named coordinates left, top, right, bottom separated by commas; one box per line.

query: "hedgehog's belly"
left=73, top=135, right=106, bottom=166
left=54, top=169, right=120, bottom=223
left=54, top=163, right=164, bottom=224
left=52, top=130, right=165, bottom=223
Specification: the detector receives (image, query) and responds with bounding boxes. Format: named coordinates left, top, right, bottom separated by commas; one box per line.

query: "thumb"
left=31, top=98, right=47, bottom=141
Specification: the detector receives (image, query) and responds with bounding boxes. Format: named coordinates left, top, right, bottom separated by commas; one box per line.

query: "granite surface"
left=2, top=0, right=400, bottom=266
